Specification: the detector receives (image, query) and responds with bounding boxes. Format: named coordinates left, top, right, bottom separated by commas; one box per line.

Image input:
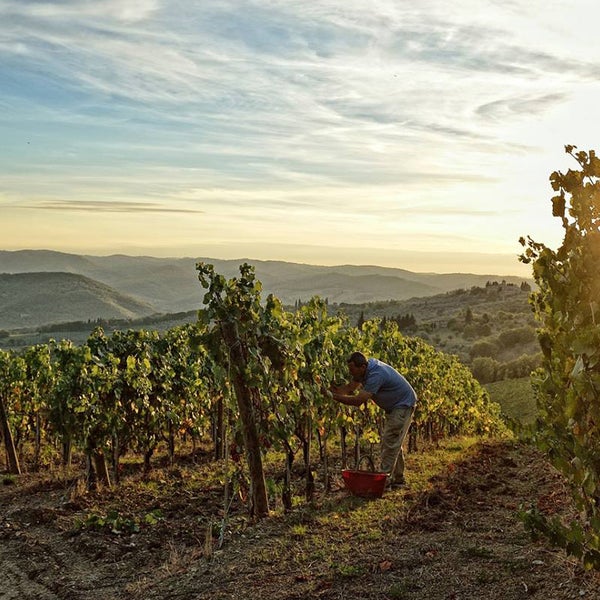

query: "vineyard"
left=0, top=263, right=504, bottom=506
left=3, top=258, right=600, bottom=598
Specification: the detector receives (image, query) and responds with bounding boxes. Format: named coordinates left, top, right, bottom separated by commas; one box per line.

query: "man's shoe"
left=386, top=478, right=406, bottom=490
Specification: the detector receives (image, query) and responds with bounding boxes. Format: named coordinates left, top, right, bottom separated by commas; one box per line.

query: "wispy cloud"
left=16, top=200, right=203, bottom=214
left=0, top=0, right=597, bottom=269
left=476, top=93, right=568, bottom=120
left=1, top=0, right=161, bottom=23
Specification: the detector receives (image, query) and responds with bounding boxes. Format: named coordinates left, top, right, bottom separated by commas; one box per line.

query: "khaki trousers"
left=380, top=406, right=414, bottom=483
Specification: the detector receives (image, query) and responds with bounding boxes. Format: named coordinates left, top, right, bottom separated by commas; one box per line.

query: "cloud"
left=17, top=200, right=203, bottom=214
left=0, top=0, right=598, bottom=272
left=1, top=0, right=161, bottom=23
left=0, top=1, right=583, bottom=174
left=476, top=93, right=568, bottom=120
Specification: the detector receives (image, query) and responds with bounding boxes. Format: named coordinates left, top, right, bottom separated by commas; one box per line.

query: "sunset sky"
left=2, top=0, right=600, bottom=276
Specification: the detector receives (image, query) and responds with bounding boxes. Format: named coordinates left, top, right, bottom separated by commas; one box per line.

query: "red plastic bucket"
left=342, top=468, right=387, bottom=498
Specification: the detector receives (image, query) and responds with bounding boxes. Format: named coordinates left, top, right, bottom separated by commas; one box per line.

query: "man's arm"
left=331, top=380, right=360, bottom=394
left=332, top=389, right=372, bottom=407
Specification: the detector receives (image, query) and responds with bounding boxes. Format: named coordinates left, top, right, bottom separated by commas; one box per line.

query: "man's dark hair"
left=347, top=351, right=368, bottom=367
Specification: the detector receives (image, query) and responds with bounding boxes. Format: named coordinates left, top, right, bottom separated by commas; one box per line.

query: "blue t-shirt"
left=362, top=358, right=417, bottom=411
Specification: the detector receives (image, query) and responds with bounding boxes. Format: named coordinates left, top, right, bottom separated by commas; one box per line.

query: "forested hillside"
left=330, top=280, right=539, bottom=383
left=1, top=280, right=540, bottom=387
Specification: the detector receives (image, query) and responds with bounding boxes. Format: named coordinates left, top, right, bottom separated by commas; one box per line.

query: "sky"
left=2, top=0, right=600, bottom=276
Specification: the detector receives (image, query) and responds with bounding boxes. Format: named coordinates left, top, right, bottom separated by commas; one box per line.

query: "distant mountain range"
left=0, top=250, right=532, bottom=330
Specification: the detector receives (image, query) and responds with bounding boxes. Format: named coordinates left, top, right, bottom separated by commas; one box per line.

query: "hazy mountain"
left=0, top=272, right=156, bottom=329
left=272, top=271, right=439, bottom=304
left=0, top=250, right=532, bottom=325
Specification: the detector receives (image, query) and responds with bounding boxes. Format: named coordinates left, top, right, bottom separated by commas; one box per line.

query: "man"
left=331, top=351, right=417, bottom=488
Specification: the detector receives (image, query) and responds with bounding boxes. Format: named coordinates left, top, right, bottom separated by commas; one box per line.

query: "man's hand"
left=321, top=386, right=333, bottom=400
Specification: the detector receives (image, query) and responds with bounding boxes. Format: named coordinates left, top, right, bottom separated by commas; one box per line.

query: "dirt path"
left=2, top=440, right=600, bottom=600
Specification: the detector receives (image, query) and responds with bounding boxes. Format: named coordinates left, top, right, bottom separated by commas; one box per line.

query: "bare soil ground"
left=2, top=439, right=599, bottom=600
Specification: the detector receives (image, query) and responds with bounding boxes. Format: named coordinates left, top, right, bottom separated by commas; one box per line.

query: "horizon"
left=1, top=246, right=532, bottom=278
left=1, top=1, right=590, bottom=273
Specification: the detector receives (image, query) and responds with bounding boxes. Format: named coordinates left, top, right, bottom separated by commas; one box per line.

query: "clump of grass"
left=476, top=570, right=500, bottom=584
left=334, top=563, right=365, bottom=578
left=462, top=545, right=494, bottom=559
left=387, top=582, right=409, bottom=599
left=386, top=578, right=422, bottom=598
left=75, top=509, right=140, bottom=534
left=290, top=524, right=308, bottom=538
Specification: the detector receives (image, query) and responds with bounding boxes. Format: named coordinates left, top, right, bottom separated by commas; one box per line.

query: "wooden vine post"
left=0, top=395, right=21, bottom=475
left=220, top=319, right=269, bottom=518
left=197, top=262, right=269, bottom=519
left=0, top=350, right=22, bottom=475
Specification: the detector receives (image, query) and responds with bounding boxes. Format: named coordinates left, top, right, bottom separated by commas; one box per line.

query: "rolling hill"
left=0, top=272, right=156, bottom=329
left=0, top=250, right=531, bottom=315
